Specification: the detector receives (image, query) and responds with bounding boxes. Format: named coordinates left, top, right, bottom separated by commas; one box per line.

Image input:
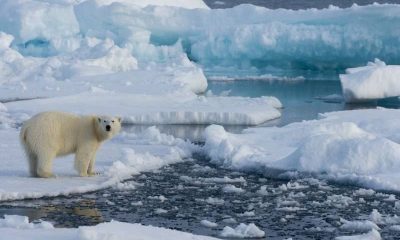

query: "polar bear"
left=20, top=111, right=121, bottom=178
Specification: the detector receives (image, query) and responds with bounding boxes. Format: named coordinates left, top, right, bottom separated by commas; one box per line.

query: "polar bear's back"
left=20, top=111, right=93, bottom=157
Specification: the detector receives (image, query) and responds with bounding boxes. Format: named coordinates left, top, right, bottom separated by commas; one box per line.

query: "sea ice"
left=0, top=126, right=194, bottom=201
left=203, top=108, right=400, bottom=191
left=335, top=229, right=381, bottom=240
left=0, top=215, right=218, bottom=240
left=340, top=59, right=400, bottom=102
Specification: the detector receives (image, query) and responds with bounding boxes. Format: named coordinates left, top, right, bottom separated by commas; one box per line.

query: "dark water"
left=204, top=0, right=400, bottom=9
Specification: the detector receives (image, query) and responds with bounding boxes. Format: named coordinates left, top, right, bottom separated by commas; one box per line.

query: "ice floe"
left=340, top=59, right=400, bottom=102
left=0, top=215, right=218, bottom=240
left=203, top=108, right=400, bottom=191
left=0, top=126, right=194, bottom=201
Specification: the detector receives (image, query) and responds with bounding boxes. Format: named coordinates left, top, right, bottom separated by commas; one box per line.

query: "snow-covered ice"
left=203, top=108, right=400, bottom=191
left=4, top=94, right=282, bottom=125
left=335, top=229, right=381, bottom=240
left=0, top=1, right=399, bottom=79
left=0, top=126, right=195, bottom=201
left=0, top=215, right=218, bottom=240
left=340, top=59, right=400, bottom=102
left=339, top=218, right=380, bottom=232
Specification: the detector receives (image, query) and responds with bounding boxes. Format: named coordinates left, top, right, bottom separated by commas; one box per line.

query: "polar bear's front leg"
left=87, top=152, right=98, bottom=176
left=36, top=152, right=56, bottom=178
left=74, top=144, right=95, bottom=177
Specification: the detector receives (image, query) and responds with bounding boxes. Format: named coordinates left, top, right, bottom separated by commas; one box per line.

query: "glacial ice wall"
left=1, top=0, right=400, bottom=76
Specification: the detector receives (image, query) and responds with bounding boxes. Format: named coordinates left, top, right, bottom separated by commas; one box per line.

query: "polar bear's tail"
left=20, top=124, right=38, bottom=177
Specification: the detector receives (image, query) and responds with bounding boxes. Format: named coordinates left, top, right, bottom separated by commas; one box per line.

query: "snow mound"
left=220, top=223, right=265, bottom=238
left=340, top=59, right=400, bottom=102
left=203, top=108, right=400, bottom=191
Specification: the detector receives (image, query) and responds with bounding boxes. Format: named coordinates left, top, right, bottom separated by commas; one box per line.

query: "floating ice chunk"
left=113, top=181, right=137, bottom=191
left=390, top=225, right=400, bottom=231
left=131, top=201, right=143, bottom=206
left=0, top=215, right=53, bottom=229
left=339, top=218, right=380, bottom=231
left=237, top=211, right=255, bottom=217
left=148, top=195, right=167, bottom=202
left=340, top=59, right=400, bottom=102
left=155, top=208, right=168, bottom=214
left=335, top=229, right=381, bottom=240
left=223, top=184, right=245, bottom=193
left=200, top=220, right=218, bottom=228
left=203, top=176, right=246, bottom=184
left=205, top=197, right=225, bottom=205
left=220, top=223, right=265, bottom=238
left=369, top=209, right=383, bottom=224
left=353, top=188, right=375, bottom=196
left=256, top=185, right=269, bottom=196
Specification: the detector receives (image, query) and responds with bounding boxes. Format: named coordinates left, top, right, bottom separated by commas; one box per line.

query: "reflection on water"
left=208, top=80, right=400, bottom=127
left=122, top=124, right=246, bottom=142
left=127, top=80, right=400, bottom=141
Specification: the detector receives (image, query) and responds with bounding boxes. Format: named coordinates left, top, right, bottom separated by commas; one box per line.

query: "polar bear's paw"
left=87, top=171, right=101, bottom=177
left=37, top=171, right=55, bottom=178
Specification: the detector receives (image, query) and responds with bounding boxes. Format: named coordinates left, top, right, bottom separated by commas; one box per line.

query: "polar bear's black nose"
left=106, top=125, right=111, bottom=131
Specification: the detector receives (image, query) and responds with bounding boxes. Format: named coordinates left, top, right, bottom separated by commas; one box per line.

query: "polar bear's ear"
left=98, top=117, right=101, bottom=123
left=117, top=117, right=122, bottom=123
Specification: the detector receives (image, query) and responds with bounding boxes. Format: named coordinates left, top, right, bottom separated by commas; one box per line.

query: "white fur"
left=20, top=111, right=121, bottom=178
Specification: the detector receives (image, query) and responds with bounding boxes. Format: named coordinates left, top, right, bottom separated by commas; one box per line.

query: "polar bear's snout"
left=106, top=125, right=111, bottom=131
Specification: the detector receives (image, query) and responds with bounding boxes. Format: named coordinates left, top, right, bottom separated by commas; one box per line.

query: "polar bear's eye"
left=112, top=120, right=115, bottom=123
left=103, top=120, right=106, bottom=123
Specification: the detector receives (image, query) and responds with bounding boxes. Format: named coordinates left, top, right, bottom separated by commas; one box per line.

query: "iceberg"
left=0, top=1, right=399, bottom=76
left=203, top=108, right=400, bottom=192
left=340, top=59, right=400, bottom=102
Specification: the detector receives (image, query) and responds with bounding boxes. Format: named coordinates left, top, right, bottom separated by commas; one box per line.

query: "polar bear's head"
left=95, top=116, right=122, bottom=141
